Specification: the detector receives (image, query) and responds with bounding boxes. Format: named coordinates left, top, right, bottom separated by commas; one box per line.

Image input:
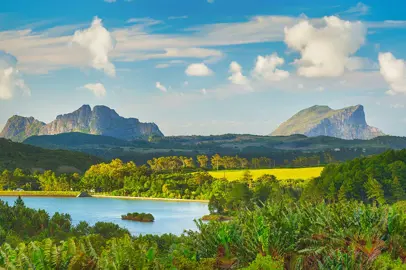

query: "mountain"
left=0, top=116, right=46, bottom=142
left=271, top=105, right=385, bottom=140
left=0, top=105, right=164, bottom=142
left=0, top=138, right=102, bottom=172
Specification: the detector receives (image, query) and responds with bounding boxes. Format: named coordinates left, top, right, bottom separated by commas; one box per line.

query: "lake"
left=0, top=196, right=209, bottom=235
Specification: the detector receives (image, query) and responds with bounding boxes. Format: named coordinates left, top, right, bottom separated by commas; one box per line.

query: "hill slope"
left=0, top=138, right=102, bottom=172
left=0, top=105, right=164, bottom=142
left=271, top=105, right=384, bottom=140
left=23, top=132, right=406, bottom=165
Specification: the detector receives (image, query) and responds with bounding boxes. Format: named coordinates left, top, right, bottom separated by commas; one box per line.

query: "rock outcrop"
left=271, top=105, right=384, bottom=140
left=0, top=105, right=164, bottom=142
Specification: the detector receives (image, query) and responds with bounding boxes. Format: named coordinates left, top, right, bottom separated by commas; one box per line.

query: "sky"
left=1, top=0, right=406, bottom=136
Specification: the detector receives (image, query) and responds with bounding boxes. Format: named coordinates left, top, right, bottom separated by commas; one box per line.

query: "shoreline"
left=92, top=194, right=209, bottom=203
left=0, top=191, right=209, bottom=203
left=0, top=191, right=78, bottom=197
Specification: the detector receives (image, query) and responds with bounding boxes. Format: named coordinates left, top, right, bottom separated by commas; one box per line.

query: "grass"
left=208, top=167, right=323, bottom=181
left=0, top=191, right=79, bottom=197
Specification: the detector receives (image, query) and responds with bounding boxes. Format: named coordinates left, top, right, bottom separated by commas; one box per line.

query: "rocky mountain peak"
left=271, top=104, right=384, bottom=140
left=0, top=105, right=164, bottom=142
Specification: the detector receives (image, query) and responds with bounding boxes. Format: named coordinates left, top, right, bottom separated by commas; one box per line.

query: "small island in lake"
left=121, top=212, right=155, bottom=222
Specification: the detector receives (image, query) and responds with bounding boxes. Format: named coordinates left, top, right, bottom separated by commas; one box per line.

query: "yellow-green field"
left=209, top=167, right=323, bottom=181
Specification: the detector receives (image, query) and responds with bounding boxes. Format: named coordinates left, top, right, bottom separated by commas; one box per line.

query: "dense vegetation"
left=0, top=138, right=102, bottom=172
left=1, top=198, right=406, bottom=269
left=305, top=149, right=406, bottom=205
left=122, top=212, right=155, bottom=222
left=1, top=149, right=406, bottom=268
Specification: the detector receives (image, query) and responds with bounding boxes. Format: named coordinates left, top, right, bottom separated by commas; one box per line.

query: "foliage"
left=0, top=138, right=102, bottom=173
left=121, top=212, right=155, bottom=222
left=308, top=149, right=406, bottom=204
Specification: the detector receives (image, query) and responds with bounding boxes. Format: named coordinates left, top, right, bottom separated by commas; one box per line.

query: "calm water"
left=0, top=197, right=209, bottom=235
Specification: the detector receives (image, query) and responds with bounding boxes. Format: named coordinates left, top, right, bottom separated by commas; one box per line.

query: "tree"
left=208, top=195, right=226, bottom=214
left=364, top=177, right=386, bottom=205
left=392, top=176, right=406, bottom=201
left=211, top=154, right=222, bottom=171
left=197, top=155, right=209, bottom=169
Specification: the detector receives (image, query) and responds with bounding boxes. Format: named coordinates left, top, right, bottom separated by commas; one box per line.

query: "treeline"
left=304, top=149, right=406, bottom=205
left=146, top=153, right=323, bottom=172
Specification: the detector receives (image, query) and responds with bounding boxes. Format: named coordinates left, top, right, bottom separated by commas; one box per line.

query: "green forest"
left=1, top=149, right=406, bottom=268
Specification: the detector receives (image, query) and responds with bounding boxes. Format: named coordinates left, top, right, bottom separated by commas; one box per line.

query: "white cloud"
left=83, top=83, right=106, bottom=98
left=72, top=17, right=116, bottom=77
left=284, top=16, right=366, bottom=77
left=379, top=52, right=406, bottom=95
left=156, top=82, right=167, bottom=92
left=155, top=63, right=170, bottom=69
left=104, top=0, right=116, bottom=2
left=228, top=61, right=249, bottom=85
left=183, top=81, right=189, bottom=86
left=168, top=16, right=188, bottom=20
left=343, top=2, right=370, bottom=16
left=390, top=103, right=405, bottom=109
left=185, top=63, right=213, bottom=76
left=252, top=54, right=289, bottom=81
left=126, top=18, right=162, bottom=26
left=201, top=88, right=207, bottom=95
left=298, top=83, right=304, bottom=89
left=155, top=60, right=186, bottom=69
left=1, top=15, right=406, bottom=75
left=207, top=0, right=214, bottom=3
left=0, top=52, right=29, bottom=100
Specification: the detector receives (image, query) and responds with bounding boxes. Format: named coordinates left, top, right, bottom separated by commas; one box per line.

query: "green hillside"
left=0, top=138, right=103, bottom=173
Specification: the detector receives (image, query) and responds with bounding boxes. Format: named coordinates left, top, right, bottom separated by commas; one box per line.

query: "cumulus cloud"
left=0, top=52, right=30, bottom=100
left=379, top=52, right=406, bottom=95
left=83, top=83, right=106, bottom=98
left=201, top=88, right=207, bottom=95
left=284, top=16, right=366, bottom=77
left=252, top=54, right=289, bottom=81
left=72, top=17, right=116, bottom=77
left=156, top=82, right=167, bottom=92
left=185, top=63, right=213, bottom=76
left=228, top=61, right=249, bottom=85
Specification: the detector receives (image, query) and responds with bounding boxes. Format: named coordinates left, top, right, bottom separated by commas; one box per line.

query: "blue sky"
left=1, top=0, right=406, bottom=136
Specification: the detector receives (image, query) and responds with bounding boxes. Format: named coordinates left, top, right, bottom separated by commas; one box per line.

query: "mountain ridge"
left=271, top=105, right=384, bottom=140
left=0, top=105, right=164, bottom=142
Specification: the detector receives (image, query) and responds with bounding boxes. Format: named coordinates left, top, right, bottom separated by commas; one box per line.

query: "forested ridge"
left=305, top=149, right=406, bottom=204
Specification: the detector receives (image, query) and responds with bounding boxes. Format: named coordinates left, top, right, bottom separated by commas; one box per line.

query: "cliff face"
left=271, top=105, right=384, bottom=140
left=0, top=105, right=164, bottom=142
left=0, top=116, right=45, bottom=142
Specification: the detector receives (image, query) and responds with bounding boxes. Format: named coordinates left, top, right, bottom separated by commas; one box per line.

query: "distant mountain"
left=0, top=138, right=102, bottom=172
left=0, top=105, right=164, bottom=142
left=271, top=105, right=385, bottom=140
